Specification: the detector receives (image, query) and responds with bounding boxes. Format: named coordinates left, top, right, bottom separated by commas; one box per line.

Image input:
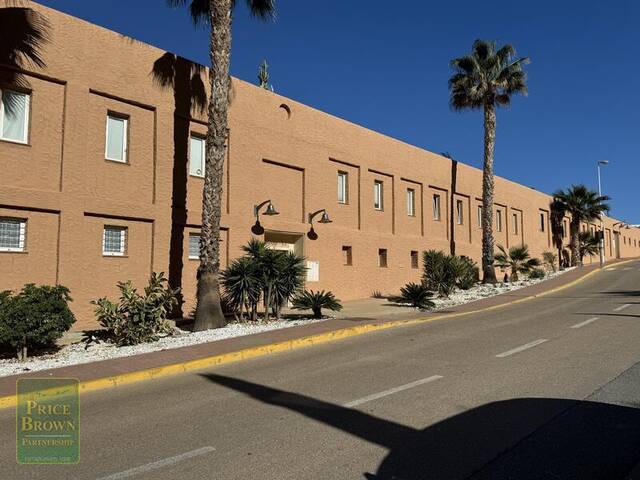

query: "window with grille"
left=0, top=218, right=26, bottom=252
left=189, top=233, right=200, bottom=259
left=103, top=226, right=127, bottom=256
left=0, top=90, right=30, bottom=144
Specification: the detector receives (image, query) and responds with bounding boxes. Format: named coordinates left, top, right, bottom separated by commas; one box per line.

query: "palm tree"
left=167, top=0, right=275, bottom=331
left=0, top=2, right=50, bottom=111
left=271, top=251, right=306, bottom=320
left=578, top=231, right=600, bottom=265
left=494, top=245, right=540, bottom=282
left=553, top=185, right=610, bottom=266
left=449, top=40, right=529, bottom=283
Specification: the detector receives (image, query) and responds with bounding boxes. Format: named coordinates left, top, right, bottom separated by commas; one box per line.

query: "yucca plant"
left=292, top=290, right=342, bottom=319
left=220, top=257, right=261, bottom=321
left=422, top=250, right=459, bottom=297
left=271, top=251, right=307, bottom=319
left=542, top=251, right=558, bottom=272
left=494, top=245, right=540, bottom=282
left=399, top=283, right=435, bottom=310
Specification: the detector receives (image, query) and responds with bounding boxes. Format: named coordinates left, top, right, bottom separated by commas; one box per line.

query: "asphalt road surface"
left=3, top=261, right=640, bottom=479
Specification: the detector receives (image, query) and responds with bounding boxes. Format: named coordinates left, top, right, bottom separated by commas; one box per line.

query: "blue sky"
left=38, top=0, right=639, bottom=222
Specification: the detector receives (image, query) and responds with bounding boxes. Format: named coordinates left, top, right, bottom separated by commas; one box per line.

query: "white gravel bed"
left=0, top=318, right=324, bottom=378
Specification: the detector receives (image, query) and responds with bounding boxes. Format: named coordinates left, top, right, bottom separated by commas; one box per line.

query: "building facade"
left=2, top=2, right=639, bottom=329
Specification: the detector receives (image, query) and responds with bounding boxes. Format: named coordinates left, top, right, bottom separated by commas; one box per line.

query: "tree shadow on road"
left=202, top=373, right=640, bottom=479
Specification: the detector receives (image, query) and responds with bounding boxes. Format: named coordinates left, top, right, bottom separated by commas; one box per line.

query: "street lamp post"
left=597, top=160, right=609, bottom=268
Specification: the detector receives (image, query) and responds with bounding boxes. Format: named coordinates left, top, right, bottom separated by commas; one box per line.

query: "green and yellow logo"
left=16, top=378, right=80, bottom=464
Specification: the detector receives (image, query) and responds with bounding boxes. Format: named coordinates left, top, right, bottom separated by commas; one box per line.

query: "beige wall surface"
left=1, top=2, right=639, bottom=328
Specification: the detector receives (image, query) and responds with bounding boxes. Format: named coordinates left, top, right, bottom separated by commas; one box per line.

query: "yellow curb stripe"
left=0, top=258, right=637, bottom=411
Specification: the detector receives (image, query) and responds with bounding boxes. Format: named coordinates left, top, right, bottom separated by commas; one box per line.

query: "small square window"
left=103, top=226, right=127, bottom=256
left=338, top=171, right=348, bottom=204
left=189, top=136, right=205, bottom=177
left=105, top=114, right=128, bottom=162
left=342, top=245, right=352, bottom=266
left=374, top=180, right=384, bottom=211
left=378, top=248, right=388, bottom=268
left=456, top=200, right=464, bottom=225
left=0, top=90, right=30, bottom=144
left=0, top=217, right=26, bottom=252
left=189, top=233, right=200, bottom=260
left=433, top=194, right=441, bottom=220
left=407, top=188, right=416, bottom=216
left=410, top=250, right=419, bottom=269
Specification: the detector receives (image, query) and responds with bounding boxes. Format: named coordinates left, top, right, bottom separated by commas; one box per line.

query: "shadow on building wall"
left=151, top=53, right=206, bottom=317
left=201, top=373, right=640, bottom=479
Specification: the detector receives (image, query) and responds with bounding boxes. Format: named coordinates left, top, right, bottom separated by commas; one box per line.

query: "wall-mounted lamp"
left=307, top=209, right=332, bottom=240
left=251, top=200, right=279, bottom=235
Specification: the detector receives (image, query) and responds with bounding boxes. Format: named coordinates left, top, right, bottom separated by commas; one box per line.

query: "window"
left=456, top=200, right=464, bottom=225
left=433, top=194, right=441, bottom=220
left=540, top=213, right=546, bottom=232
left=0, top=90, right=30, bottom=143
left=105, top=114, right=128, bottom=162
left=410, top=250, right=419, bottom=269
left=103, top=226, right=127, bottom=256
left=189, top=136, right=205, bottom=177
left=512, top=213, right=518, bottom=234
left=378, top=248, right=388, bottom=268
left=337, top=171, right=348, bottom=204
left=496, top=210, right=503, bottom=232
left=188, top=233, right=200, bottom=260
left=477, top=206, right=482, bottom=226
left=342, top=245, right=352, bottom=266
left=374, top=180, right=384, bottom=210
left=407, top=188, right=416, bottom=216
left=0, top=217, right=26, bottom=252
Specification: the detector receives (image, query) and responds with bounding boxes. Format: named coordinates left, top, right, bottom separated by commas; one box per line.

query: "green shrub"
left=456, top=257, right=480, bottom=290
left=0, top=284, right=75, bottom=360
left=422, top=250, right=464, bottom=297
left=542, top=251, right=558, bottom=272
left=399, top=283, right=435, bottom=309
left=529, top=268, right=546, bottom=279
left=292, top=290, right=342, bottom=319
left=92, top=272, right=179, bottom=346
left=494, top=245, right=541, bottom=282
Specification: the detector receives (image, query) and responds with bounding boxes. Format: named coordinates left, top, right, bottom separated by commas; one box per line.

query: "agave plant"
left=422, top=250, right=468, bottom=297
left=494, top=245, right=540, bottom=282
left=292, top=290, right=342, bottom=319
left=399, top=283, right=435, bottom=310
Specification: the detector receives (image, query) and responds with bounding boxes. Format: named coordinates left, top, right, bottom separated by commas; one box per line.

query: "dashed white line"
left=623, top=267, right=633, bottom=271
left=344, top=375, right=443, bottom=408
left=96, top=446, right=216, bottom=480
left=495, top=339, right=548, bottom=358
left=570, top=317, right=599, bottom=329
left=613, top=304, right=632, bottom=312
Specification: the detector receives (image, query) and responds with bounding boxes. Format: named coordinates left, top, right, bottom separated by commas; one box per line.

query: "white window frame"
left=189, top=135, right=205, bottom=177
left=337, top=171, right=348, bottom=204
left=456, top=200, right=464, bottom=225
left=374, top=180, right=383, bottom=211
left=406, top=188, right=415, bottom=217
left=105, top=114, right=128, bottom=163
left=0, top=217, right=27, bottom=252
left=102, top=226, right=127, bottom=256
left=477, top=205, right=482, bottom=226
left=188, top=233, right=201, bottom=260
left=433, top=194, right=441, bottom=221
left=496, top=209, right=503, bottom=232
left=0, top=89, right=30, bottom=144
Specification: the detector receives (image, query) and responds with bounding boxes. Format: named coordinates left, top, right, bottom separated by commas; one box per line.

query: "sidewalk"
left=0, top=260, right=632, bottom=403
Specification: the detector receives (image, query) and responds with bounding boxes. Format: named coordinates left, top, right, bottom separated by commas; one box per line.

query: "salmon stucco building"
left=1, top=2, right=639, bottom=329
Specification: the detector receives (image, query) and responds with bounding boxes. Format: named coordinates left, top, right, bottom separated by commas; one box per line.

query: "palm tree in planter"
left=578, top=231, right=600, bottom=265
left=167, top=0, right=276, bottom=331
left=292, top=290, right=342, bottom=319
left=449, top=40, right=529, bottom=283
left=494, top=245, right=541, bottom=282
left=553, top=185, right=610, bottom=266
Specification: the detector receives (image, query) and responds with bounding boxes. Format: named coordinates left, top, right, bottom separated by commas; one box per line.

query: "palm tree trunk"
left=481, top=103, right=497, bottom=283
left=570, top=220, right=580, bottom=267
left=193, top=0, right=232, bottom=331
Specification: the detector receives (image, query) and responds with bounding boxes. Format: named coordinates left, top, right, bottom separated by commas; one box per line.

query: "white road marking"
left=570, top=317, right=599, bottom=329
left=495, top=339, right=548, bottom=358
left=605, top=268, right=617, bottom=271
left=344, top=375, right=443, bottom=408
left=623, top=267, right=633, bottom=271
left=613, top=304, right=632, bottom=312
left=96, top=446, right=216, bottom=480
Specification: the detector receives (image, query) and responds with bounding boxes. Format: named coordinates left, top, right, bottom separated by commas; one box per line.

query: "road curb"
left=0, top=258, right=636, bottom=410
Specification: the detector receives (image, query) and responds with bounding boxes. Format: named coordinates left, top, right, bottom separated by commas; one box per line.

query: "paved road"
left=3, top=262, right=640, bottom=479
